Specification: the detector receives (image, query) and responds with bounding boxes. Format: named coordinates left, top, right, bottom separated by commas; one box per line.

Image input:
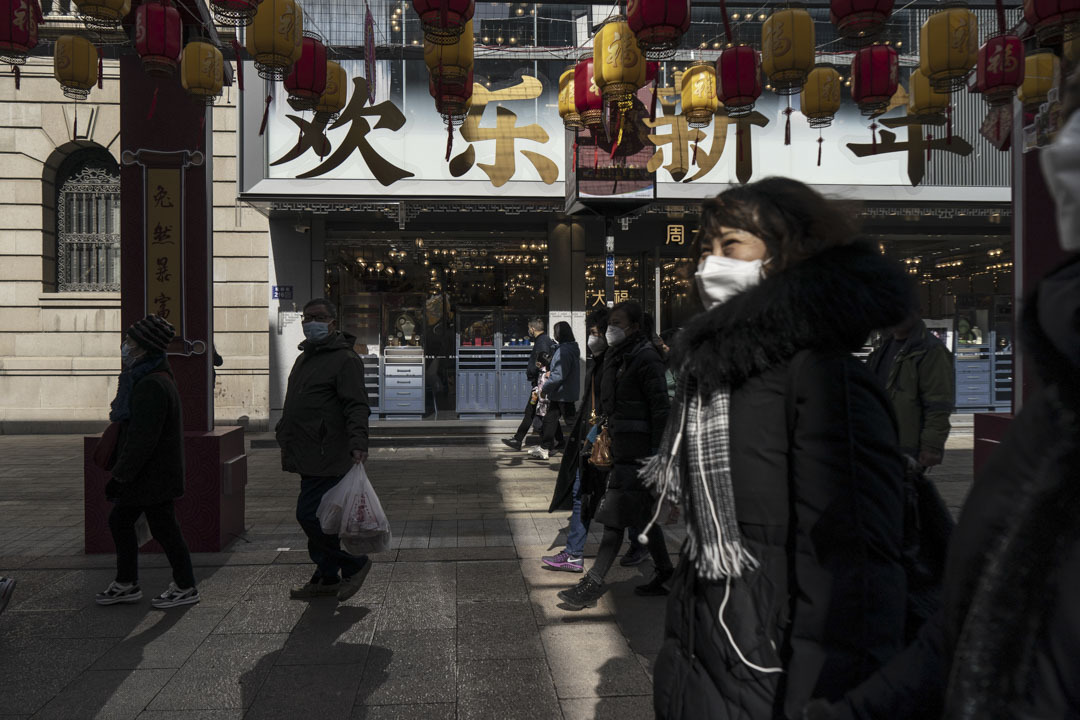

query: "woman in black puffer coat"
left=644, top=178, right=912, bottom=720
left=557, top=300, right=674, bottom=609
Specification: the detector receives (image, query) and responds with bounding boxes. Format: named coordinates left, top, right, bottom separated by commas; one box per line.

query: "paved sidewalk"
left=0, top=434, right=974, bottom=719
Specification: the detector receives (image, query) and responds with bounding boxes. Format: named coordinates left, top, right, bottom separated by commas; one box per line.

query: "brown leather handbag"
left=586, top=377, right=613, bottom=468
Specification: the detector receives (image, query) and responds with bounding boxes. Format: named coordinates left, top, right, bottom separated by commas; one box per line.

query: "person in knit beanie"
left=96, top=314, right=200, bottom=610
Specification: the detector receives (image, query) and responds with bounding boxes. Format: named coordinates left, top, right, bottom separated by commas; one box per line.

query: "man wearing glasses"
left=276, top=298, right=373, bottom=602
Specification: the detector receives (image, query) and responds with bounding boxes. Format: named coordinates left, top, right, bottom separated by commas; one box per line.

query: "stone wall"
left=0, top=58, right=270, bottom=432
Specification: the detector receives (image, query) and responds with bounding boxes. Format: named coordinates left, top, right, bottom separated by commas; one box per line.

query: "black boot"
left=634, top=568, right=674, bottom=597
left=558, top=574, right=605, bottom=609
left=501, top=437, right=522, bottom=451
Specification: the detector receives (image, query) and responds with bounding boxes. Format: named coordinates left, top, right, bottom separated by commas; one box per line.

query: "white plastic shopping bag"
left=316, top=463, right=392, bottom=555
left=135, top=513, right=153, bottom=546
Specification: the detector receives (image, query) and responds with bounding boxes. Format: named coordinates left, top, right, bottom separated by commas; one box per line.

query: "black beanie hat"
left=126, top=315, right=175, bottom=355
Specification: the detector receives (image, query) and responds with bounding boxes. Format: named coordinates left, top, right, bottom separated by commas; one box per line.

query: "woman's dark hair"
left=587, top=307, right=609, bottom=333
left=695, top=177, right=861, bottom=275
left=610, top=300, right=643, bottom=329
left=554, top=321, right=575, bottom=344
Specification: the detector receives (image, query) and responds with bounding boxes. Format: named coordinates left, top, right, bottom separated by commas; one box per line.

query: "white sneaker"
left=151, top=582, right=200, bottom=609
left=95, top=580, right=143, bottom=606
left=528, top=447, right=550, bottom=460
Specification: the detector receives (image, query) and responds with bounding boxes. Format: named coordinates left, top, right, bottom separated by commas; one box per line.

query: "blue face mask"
left=121, top=342, right=139, bottom=368
left=303, top=321, right=331, bottom=343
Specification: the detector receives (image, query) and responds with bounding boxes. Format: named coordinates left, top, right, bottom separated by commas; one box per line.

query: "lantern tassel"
left=817, top=132, right=823, bottom=167
left=147, top=87, right=159, bottom=120
left=650, top=78, right=658, bottom=122
left=231, top=37, right=244, bottom=92
left=573, top=141, right=578, bottom=169
left=693, top=136, right=699, bottom=165
left=610, top=108, right=624, bottom=160
left=73, top=105, right=77, bottom=139
left=737, top=123, right=743, bottom=162
left=13, top=65, right=19, bottom=91
left=445, top=118, right=453, bottom=162
left=199, top=115, right=205, bottom=152
left=591, top=129, right=599, bottom=171
left=97, top=48, right=103, bottom=90
left=946, top=105, right=953, bottom=144
left=783, top=105, right=792, bottom=146
left=871, top=122, right=878, bottom=154
left=258, top=94, right=272, bottom=136
left=926, top=131, right=933, bottom=162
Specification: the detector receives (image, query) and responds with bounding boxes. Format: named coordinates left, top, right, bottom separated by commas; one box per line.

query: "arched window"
left=56, top=153, right=121, bottom=292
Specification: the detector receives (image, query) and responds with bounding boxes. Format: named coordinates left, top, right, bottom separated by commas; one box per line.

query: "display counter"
left=382, top=346, right=425, bottom=419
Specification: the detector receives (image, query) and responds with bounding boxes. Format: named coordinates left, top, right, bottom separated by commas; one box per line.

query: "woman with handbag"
left=643, top=177, right=911, bottom=719
left=557, top=300, right=673, bottom=609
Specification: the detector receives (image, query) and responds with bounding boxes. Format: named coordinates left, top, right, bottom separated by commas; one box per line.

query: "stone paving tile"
left=456, top=658, right=562, bottom=720
left=146, top=633, right=289, bottom=711
left=560, top=696, right=655, bottom=720
left=388, top=561, right=456, bottom=586
left=355, top=629, right=455, bottom=706
left=245, top=663, right=363, bottom=720
left=541, top=623, right=653, bottom=699
left=276, top=603, right=380, bottom=666
left=0, top=637, right=118, bottom=715
left=212, top=585, right=308, bottom=635
left=91, top=607, right=232, bottom=671
left=456, top=560, right=528, bottom=602
left=31, top=668, right=177, bottom=720
left=135, top=712, right=244, bottom=719
left=377, top=582, right=456, bottom=631
left=351, top=704, right=456, bottom=720
left=456, top=600, right=544, bottom=661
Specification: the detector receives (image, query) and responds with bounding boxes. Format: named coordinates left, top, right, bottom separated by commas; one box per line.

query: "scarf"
left=108, top=354, right=165, bottom=422
left=640, top=371, right=758, bottom=581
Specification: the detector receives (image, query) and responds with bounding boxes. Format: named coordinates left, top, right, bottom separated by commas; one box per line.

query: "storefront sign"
left=666, top=225, right=685, bottom=245
left=605, top=255, right=615, bottom=277
left=145, top=167, right=183, bottom=335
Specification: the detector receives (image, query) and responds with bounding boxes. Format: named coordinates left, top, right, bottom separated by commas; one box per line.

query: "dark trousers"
left=109, top=500, right=196, bottom=589
left=297, top=475, right=365, bottom=583
left=587, top=524, right=672, bottom=583
left=540, top=401, right=574, bottom=450
left=513, top=395, right=539, bottom=442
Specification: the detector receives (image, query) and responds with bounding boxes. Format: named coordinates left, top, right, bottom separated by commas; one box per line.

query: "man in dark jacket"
left=867, top=313, right=955, bottom=468
left=531, top=321, right=581, bottom=461
left=277, top=298, right=372, bottom=602
left=96, top=315, right=199, bottom=610
left=502, top=317, right=556, bottom=451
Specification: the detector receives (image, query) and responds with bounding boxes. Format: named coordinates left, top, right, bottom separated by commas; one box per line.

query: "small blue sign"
left=272, top=285, right=293, bottom=300
left=605, top=255, right=615, bottom=278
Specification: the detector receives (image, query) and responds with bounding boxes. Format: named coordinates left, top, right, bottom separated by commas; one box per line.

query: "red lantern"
left=430, top=68, right=472, bottom=125
left=209, top=0, right=258, bottom=26
left=134, top=0, right=182, bottom=78
left=574, top=55, right=604, bottom=131
left=627, top=0, right=691, bottom=60
left=851, top=44, right=898, bottom=116
left=1024, top=0, right=1080, bottom=45
left=284, top=33, right=328, bottom=111
left=975, top=34, right=1024, bottom=106
left=411, top=0, right=474, bottom=45
left=716, top=46, right=761, bottom=117
left=829, top=0, right=894, bottom=42
left=1, top=0, right=41, bottom=67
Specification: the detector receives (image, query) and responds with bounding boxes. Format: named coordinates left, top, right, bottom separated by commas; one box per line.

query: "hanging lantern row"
left=54, top=33, right=97, bottom=99
left=574, top=55, right=604, bottom=133
left=285, top=32, right=327, bottom=111
left=72, top=0, right=129, bottom=31
left=975, top=34, right=1024, bottom=106
left=801, top=65, right=841, bottom=128
left=920, top=6, right=978, bottom=93
left=1018, top=50, right=1060, bottom=111
left=762, top=8, right=815, bottom=95
left=135, top=0, right=182, bottom=78
left=315, top=59, right=347, bottom=123
left=593, top=15, right=648, bottom=110
left=627, top=0, right=690, bottom=60
left=180, top=39, right=223, bottom=104
left=1, top=0, right=42, bottom=67
left=247, top=0, right=303, bottom=81
left=908, top=67, right=949, bottom=122
left=1024, top=0, right=1080, bottom=46
left=411, top=0, right=474, bottom=46
left=681, top=61, right=717, bottom=128
left=559, top=67, right=583, bottom=130
left=851, top=43, right=898, bottom=116
left=829, top=0, right=894, bottom=43
left=716, top=45, right=762, bottom=117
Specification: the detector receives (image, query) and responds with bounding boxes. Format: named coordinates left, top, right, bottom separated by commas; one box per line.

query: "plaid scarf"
left=640, top=372, right=759, bottom=581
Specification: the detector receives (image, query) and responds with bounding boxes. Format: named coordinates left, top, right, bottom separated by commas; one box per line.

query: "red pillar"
left=84, top=54, right=247, bottom=553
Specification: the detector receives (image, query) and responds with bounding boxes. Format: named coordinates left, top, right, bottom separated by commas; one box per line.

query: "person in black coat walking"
left=643, top=178, right=912, bottom=720
left=96, top=315, right=199, bottom=610
left=557, top=301, right=674, bottom=609
left=503, top=317, right=557, bottom=451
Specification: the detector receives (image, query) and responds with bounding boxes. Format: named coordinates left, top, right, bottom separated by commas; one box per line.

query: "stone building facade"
left=0, top=56, right=271, bottom=433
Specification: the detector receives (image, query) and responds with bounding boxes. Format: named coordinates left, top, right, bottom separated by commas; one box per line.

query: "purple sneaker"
left=541, top=551, right=584, bottom=573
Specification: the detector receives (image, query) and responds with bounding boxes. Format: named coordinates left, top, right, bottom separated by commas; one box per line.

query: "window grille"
left=57, top=163, right=121, bottom=292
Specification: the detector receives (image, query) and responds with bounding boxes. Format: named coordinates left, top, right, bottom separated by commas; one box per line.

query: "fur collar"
left=673, top=241, right=911, bottom=393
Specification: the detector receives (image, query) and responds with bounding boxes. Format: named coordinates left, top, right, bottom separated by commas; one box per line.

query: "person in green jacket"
left=867, top=312, right=955, bottom=468
left=277, top=298, right=372, bottom=602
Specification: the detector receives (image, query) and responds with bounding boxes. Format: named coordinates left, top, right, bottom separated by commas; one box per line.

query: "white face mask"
left=605, top=326, right=627, bottom=347
left=1040, top=112, right=1080, bottom=253
left=695, top=254, right=765, bottom=310
left=587, top=334, right=607, bottom=355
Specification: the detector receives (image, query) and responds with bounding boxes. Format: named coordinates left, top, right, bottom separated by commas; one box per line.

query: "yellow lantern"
left=53, top=34, right=98, bottom=100
left=1017, top=51, right=1060, bottom=111
left=315, top=60, right=347, bottom=123
left=72, top=0, right=130, bottom=31
left=593, top=15, right=648, bottom=108
left=762, top=8, right=815, bottom=95
left=908, top=67, right=950, bottom=121
left=681, top=61, right=718, bottom=128
left=558, top=67, right=582, bottom=129
left=800, top=66, right=841, bottom=128
left=246, top=0, right=303, bottom=81
left=424, top=19, right=473, bottom=93
left=180, top=40, right=224, bottom=105
left=919, top=8, right=978, bottom=93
